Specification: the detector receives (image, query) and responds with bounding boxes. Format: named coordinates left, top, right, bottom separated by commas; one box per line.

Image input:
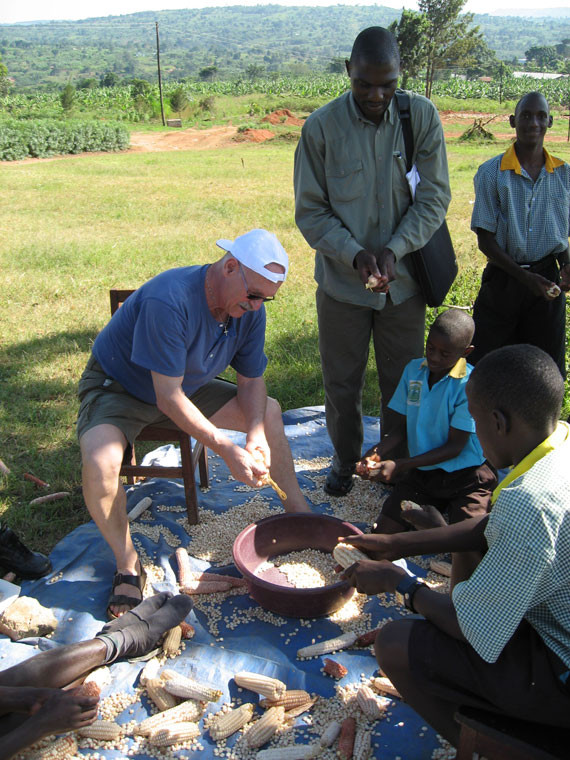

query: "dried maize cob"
left=337, top=716, right=356, bottom=760
left=164, top=674, right=222, bottom=703
left=353, top=727, right=372, bottom=760
left=180, top=620, right=196, bottom=638
left=322, top=658, right=347, bottom=679
left=74, top=681, right=101, bottom=698
left=371, top=676, right=402, bottom=699
left=356, top=684, right=389, bottom=720
left=175, top=547, right=194, bottom=587
left=209, top=702, right=254, bottom=741
left=162, top=625, right=182, bottom=657
left=332, top=542, right=369, bottom=569
left=234, top=671, right=286, bottom=700
left=429, top=559, right=452, bottom=577
left=547, top=283, right=562, bottom=298
left=181, top=580, right=232, bottom=594
left=284, top=696, right=318, bottom=721
left=134, top=699, right=204, bottom=735
left=31, top=735, right=78, bottom=760
left=400, top=499, right=422, bottom=511
left=297, top=631, right=357, bottom=659
left=245, top=705, right=285, bottom=748
left=175, top=545, right=247, bottom=589
left=159, top=667, right=177, bottom=681
left=256, top=744, right=320, bottom=759
left=259, top=689, right=311, bottom=710
left=188, top=571, right=247, bottom=587
left=127, top=496, right=152, bottom=522
left=139, top=656, right=161, bottom=686
left=83, top=665, right=111, bottom=690
left=146, top=677, right=179, bottom=711
left=319, top=719, right=341, bottom=747
left=76, top=720, right=123, bottom=740
left=356, top=628, right=382, bottom=647
left=365, top=274, right=382, bottom=289
left=149, top=722, right=201, bottom=746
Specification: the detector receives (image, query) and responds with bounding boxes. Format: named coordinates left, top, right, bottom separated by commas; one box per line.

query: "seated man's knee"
left=375, top=619, right=414, bottom=674
left=265, top=396, right=283, bottom=423
left=80, top=425, right=126, bottom=481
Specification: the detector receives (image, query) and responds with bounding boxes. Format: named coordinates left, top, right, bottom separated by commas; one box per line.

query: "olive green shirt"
left=294, top=90, right=451, bottom=308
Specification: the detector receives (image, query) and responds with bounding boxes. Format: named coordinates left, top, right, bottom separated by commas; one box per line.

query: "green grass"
left=1, top=127, right=569, bottom=555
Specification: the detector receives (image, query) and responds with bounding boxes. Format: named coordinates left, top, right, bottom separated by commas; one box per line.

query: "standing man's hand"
left=523, top=271, right=560, bottom=300
left=560, top=263, right=570, bottom=292
left=354, top=249, right=390, bottom=292
left=377, top=247, right=396, bottom=284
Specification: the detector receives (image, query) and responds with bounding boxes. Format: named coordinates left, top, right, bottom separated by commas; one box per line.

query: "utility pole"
left=156, top=21, right=165, bottom=126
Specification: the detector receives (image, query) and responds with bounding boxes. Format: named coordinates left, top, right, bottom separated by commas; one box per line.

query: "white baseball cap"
left=216, top=229, right=288, bottom=283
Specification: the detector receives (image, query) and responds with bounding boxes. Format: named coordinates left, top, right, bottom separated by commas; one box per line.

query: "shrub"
left=0, top=118, right=129, bottom=161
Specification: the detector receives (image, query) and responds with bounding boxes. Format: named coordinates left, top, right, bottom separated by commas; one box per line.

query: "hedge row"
left=0, top=119, right=129, bottom=160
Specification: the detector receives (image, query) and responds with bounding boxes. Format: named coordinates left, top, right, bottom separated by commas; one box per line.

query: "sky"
left=0, top=0, right=568, bottom=24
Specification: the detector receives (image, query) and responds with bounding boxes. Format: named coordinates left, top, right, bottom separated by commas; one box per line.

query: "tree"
left=130, top=78, right=151, bottom=97
left=419, top=0, right=483, bottom=99
left=327, top=56, right=345, bottom=73
left=198, top=65, right=218, bottom=81
left=245, top=63, right=265, bottom=79
left=0, top=52, right=10, bottom=95
left=60, top=83, right=75, bottom=111
left=169, top=86, right=188, bottom=116
left=525, top=45, right=560, bottom=71
left=389, top=10, right=430, bottom=88
left=100, top=71, right=119, bottom=88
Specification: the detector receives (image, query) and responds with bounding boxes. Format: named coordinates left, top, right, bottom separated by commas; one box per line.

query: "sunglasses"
left=238, top=263, right=275, bottom=303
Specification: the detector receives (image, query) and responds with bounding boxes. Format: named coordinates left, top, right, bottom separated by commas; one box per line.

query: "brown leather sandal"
left=106, top=564, right=147, bottom=620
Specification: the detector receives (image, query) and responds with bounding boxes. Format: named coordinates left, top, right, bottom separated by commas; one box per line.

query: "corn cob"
left=84, top=665, right=111, bottom=690
left=319, top=719, right=342, bottom=747
left=146, top=677, right=179, bottom=711
left=245, top=705, right=285, bottom=748
left=175, top=547, right=194, bottom=587
left=31, top=735, right=78, bottom=760
left=371, top=676, right=402, bottom=699
left=74, top=680, right=101, bottom=698
left=209, top=702, right=255, bottom=741
left=284, top=696, right=318, bottom=721
left=159, top=667, right=177, bottom=681
left=76, top=719, right=123, bottom=740
left=322, top=658, right=347, bottom=679
left=134, top=699, right=204, bottom=735
left=356, top=628, right=381, bottom=647
left=175, top=548, right=247, bottom=589
left=162, top=625, right=182, bottom=657
left=149, top=722, right=201, bottom=746
left=139, top=656, right=161, bottom=686
left=429, top=559, right=452, bottom=577
left=547, top=283, right=562, bottom=298
left=260, top=472, right=287, bottom=501
left=337, top=716, right=356, bottom=760
left=353, top=727, right=372, bottom=760
left=332, top=542, right=369, bottom=569
left=181, top=580, right=233, bottom=594
left=400, top=499, right=422, bottom=511
left=180, top=620, right=196, bottom=639
left=259, top=689, right=311, bottom=710
left=127, top=496, right=152, bottom=522
left=297, top=631, right=357, bottom=659
left=365, top=274, right=382, bottom=289
left=356, top=685, right=389, bottom=720
left=234, top=671, right=287, bottom=700
left=256, top=744, right=320, bottom=759
left=163, top=674, right=222, bottom=703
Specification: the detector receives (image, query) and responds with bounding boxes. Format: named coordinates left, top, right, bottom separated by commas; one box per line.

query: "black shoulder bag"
left=395, top=91, right=458, bottom=307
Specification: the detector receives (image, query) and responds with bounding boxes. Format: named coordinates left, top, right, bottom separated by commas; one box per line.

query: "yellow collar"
left=420, top=357, right=467, bottom=379
left=491, top=421, right=570, bottom=504
left=500, top=143, right=564, bottom=175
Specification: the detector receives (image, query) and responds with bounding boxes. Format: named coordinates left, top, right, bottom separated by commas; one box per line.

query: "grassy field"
left=2, top=109, right=570, bottom=555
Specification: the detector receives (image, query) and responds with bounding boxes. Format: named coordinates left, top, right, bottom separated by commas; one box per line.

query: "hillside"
left=2, top=4, right=570, bottom=89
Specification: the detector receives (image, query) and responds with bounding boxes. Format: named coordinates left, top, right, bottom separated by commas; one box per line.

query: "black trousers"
left=470, top=259, right=566, bottom=377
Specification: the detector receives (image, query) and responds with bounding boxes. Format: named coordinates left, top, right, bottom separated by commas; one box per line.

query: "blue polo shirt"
left=92, top=265, right=267, bottom=405
left=388, top=357, right=484, bottom=472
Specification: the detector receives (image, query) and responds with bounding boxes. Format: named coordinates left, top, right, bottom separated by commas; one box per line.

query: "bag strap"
left=395, top=90, right=414, bottom=174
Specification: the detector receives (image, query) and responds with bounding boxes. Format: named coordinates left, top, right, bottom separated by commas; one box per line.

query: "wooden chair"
left=109, top=289, right=208, bottom=524
left=455, top=706, right=569, bottom=760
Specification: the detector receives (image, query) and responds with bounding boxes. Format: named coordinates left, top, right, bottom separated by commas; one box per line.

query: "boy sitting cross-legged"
left=357, top=308, right=496, bottom=587
left=341, top=344, right=570, bottom=746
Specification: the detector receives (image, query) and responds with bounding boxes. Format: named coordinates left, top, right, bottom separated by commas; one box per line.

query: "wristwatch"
left=395, top=574, right=426, bottom=613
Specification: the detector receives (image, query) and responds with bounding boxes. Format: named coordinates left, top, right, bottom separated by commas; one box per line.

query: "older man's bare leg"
left=210, top=396, right=310, bottom=513
left=80, top=423, right=142, bottom=617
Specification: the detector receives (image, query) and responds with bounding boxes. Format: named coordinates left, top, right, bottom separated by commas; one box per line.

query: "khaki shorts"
left=76, top=355, right=237, bottom=445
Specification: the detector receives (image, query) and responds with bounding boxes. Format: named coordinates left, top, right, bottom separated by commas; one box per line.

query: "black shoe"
left=324, top=470, right=354, bottom=497
left=0, top=524, right=52, bottom=579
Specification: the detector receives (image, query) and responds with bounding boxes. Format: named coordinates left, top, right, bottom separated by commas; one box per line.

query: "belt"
left=518, top=254, right=558, bottom=273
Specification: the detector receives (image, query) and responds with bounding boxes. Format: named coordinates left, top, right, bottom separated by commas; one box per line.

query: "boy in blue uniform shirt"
left=357, top=309, right=496, bottom=586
